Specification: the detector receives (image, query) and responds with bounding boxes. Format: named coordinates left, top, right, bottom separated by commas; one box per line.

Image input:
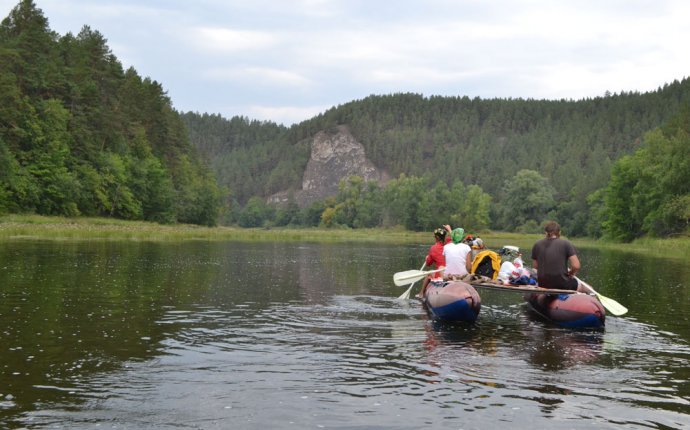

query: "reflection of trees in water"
left=0, top=241, right=223, bottom=422
left=296, top=244, right=340, bottom=304
left=295, top=243, right=393, bottom=303
left=579, top=247, right=690, bottom=337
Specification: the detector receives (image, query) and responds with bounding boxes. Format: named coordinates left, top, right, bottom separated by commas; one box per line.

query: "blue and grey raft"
left=470, top=281, right=606, bottom=328
left=421, top=280, right=482, bottom=322
left=421, top=280, right=606, bottom=328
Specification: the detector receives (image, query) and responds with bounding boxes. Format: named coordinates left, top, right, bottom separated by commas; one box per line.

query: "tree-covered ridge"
left=179, top=112, right=309, bottom=215
left=183, top=80, right=690, bottom=236
left=0, top=0, right=222, bottom=225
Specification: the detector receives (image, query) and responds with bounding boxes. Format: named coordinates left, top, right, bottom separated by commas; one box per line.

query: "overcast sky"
left=2, top=0, right=688, bottom=125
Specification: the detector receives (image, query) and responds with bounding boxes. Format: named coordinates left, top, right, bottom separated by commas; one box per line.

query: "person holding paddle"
left=418, top=226, right=451, bottom=297
left=530, top=221, right=582, bottom=291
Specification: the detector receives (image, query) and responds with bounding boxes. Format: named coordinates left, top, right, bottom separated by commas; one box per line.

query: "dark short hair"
left=434, top=227, right=447, bottom=240
left=544, top=221, right=561, bottom=235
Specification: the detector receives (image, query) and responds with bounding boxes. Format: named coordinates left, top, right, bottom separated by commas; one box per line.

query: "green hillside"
left=182, top=82, right=690, bottom=238
left=0, top=0, right=222, bottom=226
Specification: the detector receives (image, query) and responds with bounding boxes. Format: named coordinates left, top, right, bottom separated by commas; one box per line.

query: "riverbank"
left=1, top=214, right=688, bottom=259
left=0, top=214, right=430, bottom=243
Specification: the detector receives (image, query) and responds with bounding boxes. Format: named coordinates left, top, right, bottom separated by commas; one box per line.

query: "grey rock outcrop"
left=269, top=125, right=388, bottom=207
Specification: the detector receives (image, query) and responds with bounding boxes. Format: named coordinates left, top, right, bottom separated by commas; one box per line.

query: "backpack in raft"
left=471, top=250, right=502, bottom=279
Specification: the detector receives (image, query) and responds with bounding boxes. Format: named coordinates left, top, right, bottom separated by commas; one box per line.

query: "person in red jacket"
left=419, top=225, right=451, bottom=297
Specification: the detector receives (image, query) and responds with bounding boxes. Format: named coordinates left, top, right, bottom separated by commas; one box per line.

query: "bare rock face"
left=269, top=125, right=388, bottom=207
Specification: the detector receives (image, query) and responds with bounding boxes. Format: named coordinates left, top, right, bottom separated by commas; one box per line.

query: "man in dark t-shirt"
left=531, top=221, right=580, bottom=290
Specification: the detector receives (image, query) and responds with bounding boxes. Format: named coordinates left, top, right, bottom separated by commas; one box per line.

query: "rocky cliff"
left=269, top=125, right=388, bottom=207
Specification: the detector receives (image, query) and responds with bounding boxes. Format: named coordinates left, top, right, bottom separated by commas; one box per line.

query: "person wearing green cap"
left=443, top=225, right=473, bottom=279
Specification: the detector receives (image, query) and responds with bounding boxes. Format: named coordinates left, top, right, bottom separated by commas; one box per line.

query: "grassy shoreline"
left=1, top=214, right=688, bottom=259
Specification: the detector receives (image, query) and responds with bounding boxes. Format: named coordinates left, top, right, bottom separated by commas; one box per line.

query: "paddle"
left=575, top=276, right=628, bottom=316
left=397, top=263, right=425, bottom=300
left=393, top=267, right=444, bottom=287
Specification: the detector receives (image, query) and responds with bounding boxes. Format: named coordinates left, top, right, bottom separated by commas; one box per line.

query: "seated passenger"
left=420, top=226, right=451, bottom=296
left=443, top=227, right=472, bottom=280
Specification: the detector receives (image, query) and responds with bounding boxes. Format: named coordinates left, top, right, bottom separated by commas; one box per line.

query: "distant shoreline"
left=1, top=215, right=687, bottom=259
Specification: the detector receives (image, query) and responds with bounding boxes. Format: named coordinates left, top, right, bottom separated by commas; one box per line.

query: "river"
left=0, top=240, right=688, bottom=429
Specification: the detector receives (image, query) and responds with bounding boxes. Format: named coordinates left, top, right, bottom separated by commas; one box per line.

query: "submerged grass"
left=1, top=214, right=688, bottom=259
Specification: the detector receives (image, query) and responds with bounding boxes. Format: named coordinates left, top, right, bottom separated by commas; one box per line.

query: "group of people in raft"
left=420, top=221, right=594, bottom=297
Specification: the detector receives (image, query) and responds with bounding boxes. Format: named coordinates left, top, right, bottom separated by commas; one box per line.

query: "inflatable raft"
left=524, top=292, right=606, bottom=329
left=422, top=280, right=481, bottom=322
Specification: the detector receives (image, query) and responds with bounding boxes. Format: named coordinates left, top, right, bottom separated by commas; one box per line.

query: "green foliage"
left=601, top=109, right=690, bottom=240
left=96, top=152, right=141, bottom=219
left=238, top=196, right=274, bottom=228
left=0, top=1, right=223, bottom=225
left=179, top=113, right=298, bottom=205
left=300, top=200, right=327, bottom=227
left=584, top=188, right=606, bottom=238
left=312, top=174, right=492, bottom=232
left=495, top=169, right=556, bottom=231
left=459, top=184, right=492, bottom=231
left=274, top=194, right=300, bottom=227
left=0, top=136, right=17, bottom=213
left=382, top=174, right=431, bottom=230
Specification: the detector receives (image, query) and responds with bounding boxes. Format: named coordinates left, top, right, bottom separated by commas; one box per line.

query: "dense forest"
left=182, top=83, right=690, bottom=240
left=1, top=0, right=688, bottom=240
left=0, top=0, right=222, bottom=225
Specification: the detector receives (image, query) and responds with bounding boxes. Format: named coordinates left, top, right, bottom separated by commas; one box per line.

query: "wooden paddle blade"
left=596, top=293, right=628, bottom=316
left=393, top=268, right=443, bottom=286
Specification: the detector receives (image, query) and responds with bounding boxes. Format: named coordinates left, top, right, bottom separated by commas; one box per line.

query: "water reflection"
left=421, top=310, right=604, bottom=372
left=0, top=241, right=688, bottom=429
left=522, top=327, right=603, bottom=370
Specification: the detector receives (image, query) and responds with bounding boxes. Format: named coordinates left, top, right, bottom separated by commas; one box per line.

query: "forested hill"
left=0, top=0, right=222, bottom=225
left=182, top=79, right=690, bottom=236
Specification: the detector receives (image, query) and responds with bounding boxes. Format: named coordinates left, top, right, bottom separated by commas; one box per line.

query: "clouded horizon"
left=2, top=0, right=688, bottom=125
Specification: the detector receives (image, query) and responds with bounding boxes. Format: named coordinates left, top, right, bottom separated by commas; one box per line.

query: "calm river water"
left=0, top=240, right=688, bottom=429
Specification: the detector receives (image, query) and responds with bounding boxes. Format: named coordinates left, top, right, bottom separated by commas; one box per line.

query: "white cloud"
left=188, top=27, right=278, bottom=53
left=247, top=104, right=329, bottom=125
left=203, top=67, right=313, bottom=87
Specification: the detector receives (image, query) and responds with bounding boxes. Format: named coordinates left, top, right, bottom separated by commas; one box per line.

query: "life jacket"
left=471, top=250, right=502, bottom=279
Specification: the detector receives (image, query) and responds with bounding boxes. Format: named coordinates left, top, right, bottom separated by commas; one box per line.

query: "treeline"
left=231, top=174, right=492, bottom=232
left=183, top=83, right=690, bottom=240
left=0, top=0, right=222, bottom=225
